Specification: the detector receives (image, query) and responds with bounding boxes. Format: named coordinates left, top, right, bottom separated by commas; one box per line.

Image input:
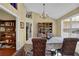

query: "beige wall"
left=0, top=9, right=16, bottom=20
left=55, top=19, right=61, bottom=36
left=1, top=3, right=27, bottom=50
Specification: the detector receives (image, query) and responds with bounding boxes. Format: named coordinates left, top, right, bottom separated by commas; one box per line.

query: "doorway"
left=0, top=7, right=17, bottom=56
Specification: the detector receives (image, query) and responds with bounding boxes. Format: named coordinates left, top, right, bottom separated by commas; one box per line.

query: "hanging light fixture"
left=41, top=3, right=48, bottom=19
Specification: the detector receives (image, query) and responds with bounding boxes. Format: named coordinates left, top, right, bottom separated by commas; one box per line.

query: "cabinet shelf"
left=0, top=20, right=16, bottom=49
left=37, top=23, right=52, bottom=38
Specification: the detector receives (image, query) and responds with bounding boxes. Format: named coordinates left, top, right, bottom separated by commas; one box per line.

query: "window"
left=10, top=3, right=17, bottom=9
left=72, top=16, right=79, bottom=21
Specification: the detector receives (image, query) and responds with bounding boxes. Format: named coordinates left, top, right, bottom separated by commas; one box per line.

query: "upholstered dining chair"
left=57, top=38, right=78, bottom=56
left=32, top=38, right=47, bottom=56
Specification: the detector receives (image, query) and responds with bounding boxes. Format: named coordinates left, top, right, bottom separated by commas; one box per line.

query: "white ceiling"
left=24, top=3, right=79, bottom=19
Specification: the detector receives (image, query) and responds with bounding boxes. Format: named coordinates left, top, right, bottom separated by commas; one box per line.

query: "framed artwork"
left=10, top=3, right=17, bottom=9
left=26, top=12, right=32, bottom=18
left=20, top=22, right=24, bottom=29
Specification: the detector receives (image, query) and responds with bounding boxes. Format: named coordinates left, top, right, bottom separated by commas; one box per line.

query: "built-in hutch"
left=0, top=20, right=16, bottom=49
left=37, top=23, right=52, bottom=39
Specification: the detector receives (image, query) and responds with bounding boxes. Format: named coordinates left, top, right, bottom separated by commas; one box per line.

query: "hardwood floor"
left=0, top=48, right=16, bottom=56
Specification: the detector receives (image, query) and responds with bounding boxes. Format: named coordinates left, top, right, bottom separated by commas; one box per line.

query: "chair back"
left=32, top=38, right=47, bottom=56
left=61, top=38, right=78, bottom=56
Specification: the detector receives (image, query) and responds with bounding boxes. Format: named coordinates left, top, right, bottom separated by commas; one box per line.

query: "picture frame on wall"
left=10, top=3, right=17, bottom=9
left=20, top=22, right=24, bottom=29
left=26, top=12, right=32, bottom=18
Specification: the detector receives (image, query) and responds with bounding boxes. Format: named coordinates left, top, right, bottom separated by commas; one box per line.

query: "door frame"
left=0, top=4, right=19, bottom=50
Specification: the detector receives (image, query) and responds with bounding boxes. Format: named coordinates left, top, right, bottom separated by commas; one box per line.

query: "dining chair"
left=57, top=38, right=78, bottom=56
left=32, top=38, right=47, bottom=56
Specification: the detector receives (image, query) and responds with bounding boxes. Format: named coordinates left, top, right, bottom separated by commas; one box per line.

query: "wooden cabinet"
left=37, top=23, right=52, bottom=39
left=0, top=20, right=16, bottom=48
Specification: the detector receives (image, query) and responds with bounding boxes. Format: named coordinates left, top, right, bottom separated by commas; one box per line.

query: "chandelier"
left=41, top=3, right=48, bottom=19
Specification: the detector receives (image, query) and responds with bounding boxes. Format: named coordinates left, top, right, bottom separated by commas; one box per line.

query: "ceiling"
left=24, top=3, right=79, bottom=19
